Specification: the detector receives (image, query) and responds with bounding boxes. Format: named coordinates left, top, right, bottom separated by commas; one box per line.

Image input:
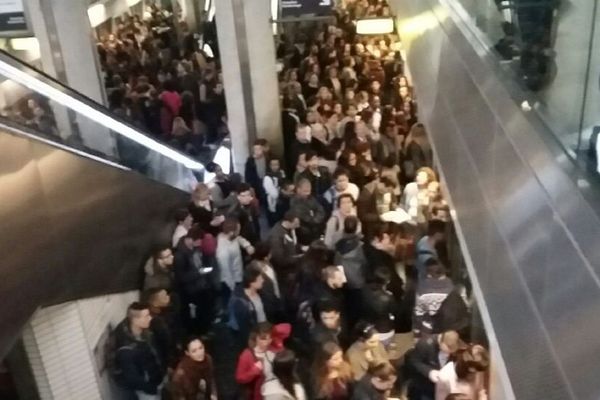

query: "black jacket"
left=310, top=322, right=349, bottom=351
left=360, top=284, right=397, bottom=334
left=173, top=241, right=212, bottom=299
left=113, top=319, right=165, bottom=394
left=405, top=335, right=442, bottom=396
left=268, top=223, right=301, bottom=275
left=227, top=202, right=260, bottom=245
left=298, top=167, right=332, bottom=199
left=351, top=374, right=386, bottom=400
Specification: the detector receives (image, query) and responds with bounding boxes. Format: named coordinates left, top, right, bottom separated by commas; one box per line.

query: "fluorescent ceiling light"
left=204, top=0, right=211, bottom=12
left=208, top=1, right=216, bottom=22
left=356, top=18, right=395, bottom=35
left=10, top=37, right=38, bottom=51
left=87, top=4, right=107, bottom=28
left=202, top=43, right=214, bottom=58
left=127, top=0, right=142, bottom=6
left=0, top=60, right=203, bottom=170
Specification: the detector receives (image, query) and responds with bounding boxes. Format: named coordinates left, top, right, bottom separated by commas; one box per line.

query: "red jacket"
left=235, top=349, right=264, bottom=400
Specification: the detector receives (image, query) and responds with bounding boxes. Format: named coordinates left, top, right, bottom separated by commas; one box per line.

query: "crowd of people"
left=108, top=1, right=490, bottom=400
left=97, top=3, right=226, bottom=152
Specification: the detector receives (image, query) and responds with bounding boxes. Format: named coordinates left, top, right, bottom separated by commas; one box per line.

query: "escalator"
left=0, top=51, right=205, bottom=359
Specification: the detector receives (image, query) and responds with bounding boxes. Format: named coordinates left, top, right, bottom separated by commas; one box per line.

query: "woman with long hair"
left=171, top=337, right=217, bottom=400
left=312, top=341, right=353, bottom=400
left=436, top=345, right=489, bottom=400
left=262, top=349, right=307, bottom=400
left=236, top=322, right=276, bottom=400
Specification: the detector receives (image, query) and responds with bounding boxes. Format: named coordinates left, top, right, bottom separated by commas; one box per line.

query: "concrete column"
left=24, top=0, right=116, bottom=157
left=215, top=0, right=282, bottom=173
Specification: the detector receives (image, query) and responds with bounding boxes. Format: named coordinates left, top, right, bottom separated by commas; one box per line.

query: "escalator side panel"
left=0, top=128, right=188, bottom=358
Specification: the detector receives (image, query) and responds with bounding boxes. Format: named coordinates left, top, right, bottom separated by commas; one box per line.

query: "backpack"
left=103, top=325, right=131, bottom=388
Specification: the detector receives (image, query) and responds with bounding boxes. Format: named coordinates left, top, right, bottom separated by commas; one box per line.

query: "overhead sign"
left=280, top=0, right=333, bottom=18
left=0, top=0, right=29, bottom=36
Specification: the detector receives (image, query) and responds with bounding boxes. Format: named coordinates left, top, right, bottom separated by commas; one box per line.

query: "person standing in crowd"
left=171, top=337, right=217, bottom=400
left=263, top=157, right=287, bottom=226
left=246, top=139, right=270, bottom=206
left=268, top=211, right=303, bottom=296
left=435, top=345, right=489, bottom=400
left=311, top=300, right=348, bottom=351
left=228, top=263, right=269, bottom=348
left=325, top=194, right=360, bottom=249
left=323, top=168, right=360, bottom=212
left=351, top=362, right=397, bottom=400
left=173, top=227, right=215, bottom=335
left=289, top=125, right=314, bottom=174
left=143, top=288, right=181, bottom=369
left=298, top=150, right=332, bottom=203
left=360, top=267, right=398, bottom=348
left=415, top=219, right=447, bottom=281
left=290, top=179, right=326, bottom=244
left=406, top=331, right=461, bottom=400
left=228, top=183, right=261, bottom=245
left=312, top=341, right=353, bottom=400
left=236, top=322, right=276, bottom=400
left=262, top=349, right=308, bottom=400
left=113, top=302, right=166, bottom=400
left=172, top=208, right=194, bottom=247
left=345, top=323, right=389, bottom=381
left=251, top=243, right=285, bottom=323
left=188, top=183, right=225, bottom=235
left=216, top=218, right=254, bottom=310
left=414, top=259, right=454, bottom=338
left=144, top=245, right=175, bottom=292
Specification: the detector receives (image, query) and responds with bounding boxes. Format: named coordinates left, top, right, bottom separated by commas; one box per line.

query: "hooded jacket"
left=334, top=234, right=367, bottom=289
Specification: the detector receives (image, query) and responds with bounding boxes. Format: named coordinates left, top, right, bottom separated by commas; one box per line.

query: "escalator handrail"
left=0, top=49, right=204, bottom=170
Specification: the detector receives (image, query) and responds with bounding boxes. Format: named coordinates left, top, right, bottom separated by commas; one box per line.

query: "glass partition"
left=0, top=50, right=203, bottom=191
left=451, top=0, right=600, bottom=173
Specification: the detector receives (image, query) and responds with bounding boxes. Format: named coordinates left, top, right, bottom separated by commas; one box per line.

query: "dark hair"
left=427, top=219, right=446, bottom=236
left=368, top=362, right=396, bottom=381
left=237, top=182, right=253, bottom=195
left=355, top=321, right=377, bottom=341
left=333, top=167, right=349, bottom=180
left=425, top=258, right=444, bottom=278
left=152, top=244, right=171, bottom=260
left=317, top=299, right=340, bottom=315
left=283, top=210, right=299, bottom=222
left=380, top=176, right=396, bottom=189
left=183, top=336, right=204, bottom=352
left=185, top=225, right=204, bottom=241
left=221, top=218, right=239, bottom=234
left=272, top=349, right=299, bottom=399
left=174, top=208, right=190, bottom=223
left=205, top=161, right=221, bottom=173
left=343, top=216, right=359, bottom=234
left=255, top=138, right=268, bottom=146
left=304, top=149, right=318, bottom=161
left=243, top=263, right=263, bottom=288
left=248, top=322, right=273, bottom=348
left=454, top=346, right=489, bottom=380
left=127, top=301, right=149, bottom=321
left=141, top=288, right=165, bottom=304
left=252, top=242, right=271, bottom=261
left=337, top=193, right=356, bottom=208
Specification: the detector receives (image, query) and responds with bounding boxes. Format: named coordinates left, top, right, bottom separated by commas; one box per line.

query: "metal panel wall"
left=0, top=126, right=188, bottom=359
left=393, top=0, right=600, bottom=398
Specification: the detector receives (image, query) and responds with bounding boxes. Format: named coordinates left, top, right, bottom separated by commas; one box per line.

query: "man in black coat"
left=113, top=302, right=166, bottom=398
left=405, top=331, right=461, bottom=400
left=173, top=228, right=215, bottom=334
left=226, top=183, right=261, bottom=245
